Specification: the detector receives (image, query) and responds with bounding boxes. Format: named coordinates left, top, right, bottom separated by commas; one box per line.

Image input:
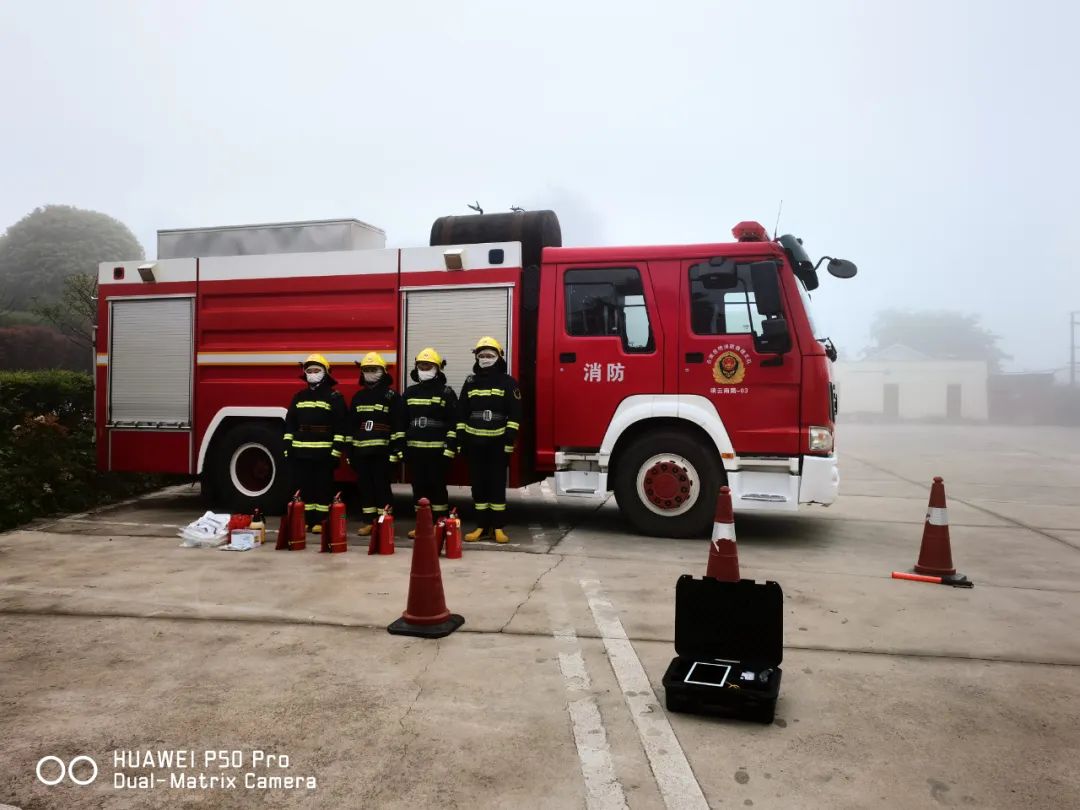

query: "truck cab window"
left=565, top=267, right=655, bottom=353
left=689, top=261, right=768, bottom=336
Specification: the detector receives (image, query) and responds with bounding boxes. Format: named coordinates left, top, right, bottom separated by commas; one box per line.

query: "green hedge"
left=0, top=370, right=180, bottom=532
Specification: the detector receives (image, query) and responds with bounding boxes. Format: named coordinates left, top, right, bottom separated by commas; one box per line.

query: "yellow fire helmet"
left=302, top=353, right=331, bottom=372
left=357, top=351, right=387, bottom=370
left=473, top=336, right=503, bottom=355
left=415, top=347, right=444, bottom=367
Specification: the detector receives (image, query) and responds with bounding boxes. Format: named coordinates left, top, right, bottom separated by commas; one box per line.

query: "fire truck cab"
left=95, top=211, right=855, bottom=538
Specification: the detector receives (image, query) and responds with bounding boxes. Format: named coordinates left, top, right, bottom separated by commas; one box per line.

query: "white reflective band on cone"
left=711, top=522, right=736, bottom=542
left=926, top=507, right=948, bottom=526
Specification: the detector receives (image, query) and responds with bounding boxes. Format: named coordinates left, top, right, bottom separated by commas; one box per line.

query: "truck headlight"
left=809, top=426, right=833, bottom=453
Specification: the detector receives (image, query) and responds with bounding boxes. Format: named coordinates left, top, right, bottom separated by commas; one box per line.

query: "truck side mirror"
left=827, top=258, right=857, bottom=279
left=749, top=261, right=783, bottom=316
left=756, top=318, right=792, bottom=356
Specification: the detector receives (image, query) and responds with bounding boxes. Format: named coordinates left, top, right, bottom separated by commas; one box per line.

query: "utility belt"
left=358, top=421, right=391, bottom=434
left=469, top=410, right=506, bottom=424
left=299, top=423, right=331, bottom=433
left=410, top=417, right=446, bottom=429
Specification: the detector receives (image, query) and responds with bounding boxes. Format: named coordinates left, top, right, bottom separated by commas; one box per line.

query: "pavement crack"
left=545, top=494, right=613, bottom=553
left=398, top=640, right=440, bottom=763
left=499, top=554, right=566, bottom=632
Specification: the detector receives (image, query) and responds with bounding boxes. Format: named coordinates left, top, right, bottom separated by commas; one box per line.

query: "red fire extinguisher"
left=289, top=491, right=307, bottom=550
left=444, top=507, right=462, bottom=559
left=322, top=492, right=347, bottom=554
left=277, top=491, right=306, bottom=550
left=434, top=516, right=447, bottom=556
left=370, top=505, right=395, bottom=555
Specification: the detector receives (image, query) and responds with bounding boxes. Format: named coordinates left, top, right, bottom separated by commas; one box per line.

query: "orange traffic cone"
left=706, top=485, right=741, bottom=582
left=387, top=498, right=465, bottom=639
left=912, top=477, right=972, bottom=586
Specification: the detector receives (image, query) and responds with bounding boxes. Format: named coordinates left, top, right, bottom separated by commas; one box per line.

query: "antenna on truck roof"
left=772, top=199, right=784, bottom=240
left=467, top=201, right=484, bottom=215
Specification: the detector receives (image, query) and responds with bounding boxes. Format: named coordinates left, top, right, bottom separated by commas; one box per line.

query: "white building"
left=833, top=344, right=988, bottom=421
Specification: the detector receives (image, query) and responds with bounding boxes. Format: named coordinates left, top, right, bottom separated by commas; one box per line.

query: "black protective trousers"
left=291, top=457, right=337, bottom=529
left=408, top=450, right=449, bottom=515
left=349, top=453, right=393, bottom=525
left=467, top=444, right=509, bottom=530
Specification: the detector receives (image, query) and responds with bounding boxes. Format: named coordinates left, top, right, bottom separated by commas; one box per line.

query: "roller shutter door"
left=110, top=298, right=193, bottom=424
left=402, top=287, right=511, bottom=394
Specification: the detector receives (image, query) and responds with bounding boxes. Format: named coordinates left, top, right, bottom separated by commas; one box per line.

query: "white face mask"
left=362, top=369, right=383, bottom=384
left=477, top=354, right=498, bottom=369
left=306, top=370, right=325, bottom=385
left=417, top=368, right=436, bottom=381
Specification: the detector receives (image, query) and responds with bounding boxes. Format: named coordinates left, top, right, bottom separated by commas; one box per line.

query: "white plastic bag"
left=178, top=511, right=231, bottom=548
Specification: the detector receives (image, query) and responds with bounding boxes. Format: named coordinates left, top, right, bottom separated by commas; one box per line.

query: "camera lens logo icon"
left=36, top=755, right=98, bottom=786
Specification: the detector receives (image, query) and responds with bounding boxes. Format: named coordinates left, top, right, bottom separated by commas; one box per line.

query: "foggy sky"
left=2, top=1, right=1077, bottom=373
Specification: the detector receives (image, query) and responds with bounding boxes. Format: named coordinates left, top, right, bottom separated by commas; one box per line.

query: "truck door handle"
left=685, top=352, right=704, bottom=363
left=559, top=352, right=576, bottom=363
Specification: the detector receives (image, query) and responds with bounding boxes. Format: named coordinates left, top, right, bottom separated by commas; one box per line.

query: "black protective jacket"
left=402, top=368, right=458, bottom=459
left=284, top=375, right=347, bottom=461
left=347, top=371, right=403, bottom=459
left=457, top=357, right=522, bottom=454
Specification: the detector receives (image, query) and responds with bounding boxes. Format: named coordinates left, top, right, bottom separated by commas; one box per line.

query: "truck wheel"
left=208, top=422, right=289, bottom=514
left=612, top=429, right=722, bottom=538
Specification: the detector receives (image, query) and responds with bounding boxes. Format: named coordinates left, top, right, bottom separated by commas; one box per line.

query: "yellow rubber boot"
left=312, top=524, right=322, bottom=534
left=407, top=529, right=417, bottom=539
left=464, top=527, right=486, bottom=542
left=494, top=529, right=510, bottom=544
left=356, top=524, right=373, bottom=537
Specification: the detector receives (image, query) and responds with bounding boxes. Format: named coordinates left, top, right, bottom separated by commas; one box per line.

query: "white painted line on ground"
left=558, top=644, right=592, bottom=691
left=37, top=519, right=185, bottom=529
left=567, top=697, right=628, bottom=810
left=580, top=577, right=708, bottom=810
left=548, top=594, right=628, bottom=809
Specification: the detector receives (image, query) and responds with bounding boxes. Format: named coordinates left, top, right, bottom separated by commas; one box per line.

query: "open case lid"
left=674, top=575, right=784, bottom=666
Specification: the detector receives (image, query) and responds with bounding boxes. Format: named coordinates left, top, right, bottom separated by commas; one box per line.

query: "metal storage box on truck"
left=157, top=219, right=386, bottom=259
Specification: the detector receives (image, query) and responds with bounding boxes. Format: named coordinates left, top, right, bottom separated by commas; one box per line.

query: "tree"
left=0, top=325, right=88, bottom=370
left=0, top=205, right=144, bottom=311
left=865, top=309, right=1010, bottom=372
left=33, top=272, right=97, bottom=351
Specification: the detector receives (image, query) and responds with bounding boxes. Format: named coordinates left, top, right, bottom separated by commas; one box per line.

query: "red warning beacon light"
left=732, top=221, right=770, bottom=242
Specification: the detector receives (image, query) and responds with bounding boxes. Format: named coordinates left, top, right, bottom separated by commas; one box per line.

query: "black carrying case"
left=662, top=575, right=784, bottom=724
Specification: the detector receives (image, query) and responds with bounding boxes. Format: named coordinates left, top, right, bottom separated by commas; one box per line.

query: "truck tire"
left=612, top=429, right=723, bottom=538
left=207, top=422, right=290, bottom=515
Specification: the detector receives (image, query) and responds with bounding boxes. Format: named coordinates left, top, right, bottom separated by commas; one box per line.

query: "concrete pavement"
left=1, top=424, right=1079, bottom=808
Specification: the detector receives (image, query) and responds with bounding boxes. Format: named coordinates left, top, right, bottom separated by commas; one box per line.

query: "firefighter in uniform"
left=283, top=353, right=347, bottom=532
left=347, top=352, right=402, bottom=537
left=401, top=347, right=458, bottom=538
left=457, top=337, right=521, bottom=544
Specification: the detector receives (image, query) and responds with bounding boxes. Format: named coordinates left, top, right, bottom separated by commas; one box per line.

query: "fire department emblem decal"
left=713, top=351, right=745, bottom=384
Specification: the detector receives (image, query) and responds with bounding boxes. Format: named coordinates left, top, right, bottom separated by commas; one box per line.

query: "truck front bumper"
left=726, top=453, right=839, bottom=512
left=799, top=453, right=839, bottom=506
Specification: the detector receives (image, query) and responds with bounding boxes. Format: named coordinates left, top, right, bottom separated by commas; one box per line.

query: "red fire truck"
left=95, top=211, right=856, bottom=537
